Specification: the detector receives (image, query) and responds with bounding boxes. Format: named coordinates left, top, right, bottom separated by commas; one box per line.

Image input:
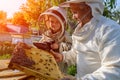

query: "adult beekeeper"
left=50, top=0, right=120, bottom=80
left=37, top=6, right=72, bottom=73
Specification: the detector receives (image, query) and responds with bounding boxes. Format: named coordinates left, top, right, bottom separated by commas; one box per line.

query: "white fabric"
left=59, top=0, right=104, bottom=17
left=59, top=0, right=103, bottom=7
left=46, top=6, right=67, bottom=23
left=86, top=2, right=104, bottom=17
left=39, top=34, right=53, bottom=43
left=62, top=14, right=120, bottom=80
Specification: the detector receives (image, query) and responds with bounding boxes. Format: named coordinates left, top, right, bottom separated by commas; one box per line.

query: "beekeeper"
left=50, top=0, right=120, bottom=80
left=38, top=6, right=72, bottom=73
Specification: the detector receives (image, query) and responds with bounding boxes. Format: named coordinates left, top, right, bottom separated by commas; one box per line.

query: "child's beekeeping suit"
left=38, top=6, right=72, bottom=73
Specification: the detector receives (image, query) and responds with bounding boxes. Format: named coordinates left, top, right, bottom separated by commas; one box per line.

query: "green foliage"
left=67, top=65, right=77, bottom=76
left=112, top=10, right=120, bottom=24
left=0, top=41, right=15, bottom=56
left=0, top=54, right=11, bottom=60
left=103, top=0, right=117, bottom=18
left=104, top=0, right=116, bottom=9
left=103, top=0, right=120, bottom=24
left=51, top=0, right=66, bottom=6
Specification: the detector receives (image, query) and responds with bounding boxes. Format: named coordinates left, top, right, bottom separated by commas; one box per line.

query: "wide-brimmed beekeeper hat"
left=59, top=0, right=104, bottom=16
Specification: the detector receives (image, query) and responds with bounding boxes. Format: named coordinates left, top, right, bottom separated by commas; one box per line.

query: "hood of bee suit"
left=39, top=6, right=67, bottom=41
left=59, top=0, right=104, bottom=17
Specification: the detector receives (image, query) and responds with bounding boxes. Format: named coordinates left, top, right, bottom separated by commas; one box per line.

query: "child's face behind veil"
left=47, top=15, right=62, bottom=34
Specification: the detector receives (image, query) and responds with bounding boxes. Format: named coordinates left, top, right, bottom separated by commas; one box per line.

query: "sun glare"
left=0, top=0, right=26, bottom=18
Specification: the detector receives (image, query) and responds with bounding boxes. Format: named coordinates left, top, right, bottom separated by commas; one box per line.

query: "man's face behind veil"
left=70, top=2, right=91, bottom=22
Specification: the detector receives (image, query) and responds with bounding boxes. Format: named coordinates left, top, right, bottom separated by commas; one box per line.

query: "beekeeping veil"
left=59, top=0, right=104, bottom=17
left=38, top=6, right=67, bottom=42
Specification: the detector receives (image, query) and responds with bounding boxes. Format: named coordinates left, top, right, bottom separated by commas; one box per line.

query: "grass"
left=0, top=54, right=11, bottom=60
left=67, top=65, right=77, bottom=76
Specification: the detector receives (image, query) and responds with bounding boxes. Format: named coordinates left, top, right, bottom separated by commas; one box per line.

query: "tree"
left=103, top=0, right=120, bottom=24
left=20, top=0, right=51, bottom=29
left=0, top=11, right=7, bottom=32
left=12, top=12, right=29, bottom=27
left=103, top=0, right=117, bottom=18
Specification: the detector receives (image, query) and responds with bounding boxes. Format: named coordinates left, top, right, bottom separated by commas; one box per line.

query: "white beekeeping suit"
left=60, top=0, right=120, bottom=80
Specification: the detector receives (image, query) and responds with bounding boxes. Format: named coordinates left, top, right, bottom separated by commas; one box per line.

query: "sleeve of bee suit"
left=61, top=33, right=77, bottom=65
left=59, top=32, right=72, bottom=53
left=39, top=34, right=53, bottom=43
left=62, top=48, right=77, bottom=66
left=64, top=31, right=72, bottom=43
left=59, top=42, right=72, bottom=53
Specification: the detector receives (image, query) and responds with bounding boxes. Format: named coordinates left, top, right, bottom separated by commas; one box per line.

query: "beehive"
left=8, top=43, right=63, bottom=80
